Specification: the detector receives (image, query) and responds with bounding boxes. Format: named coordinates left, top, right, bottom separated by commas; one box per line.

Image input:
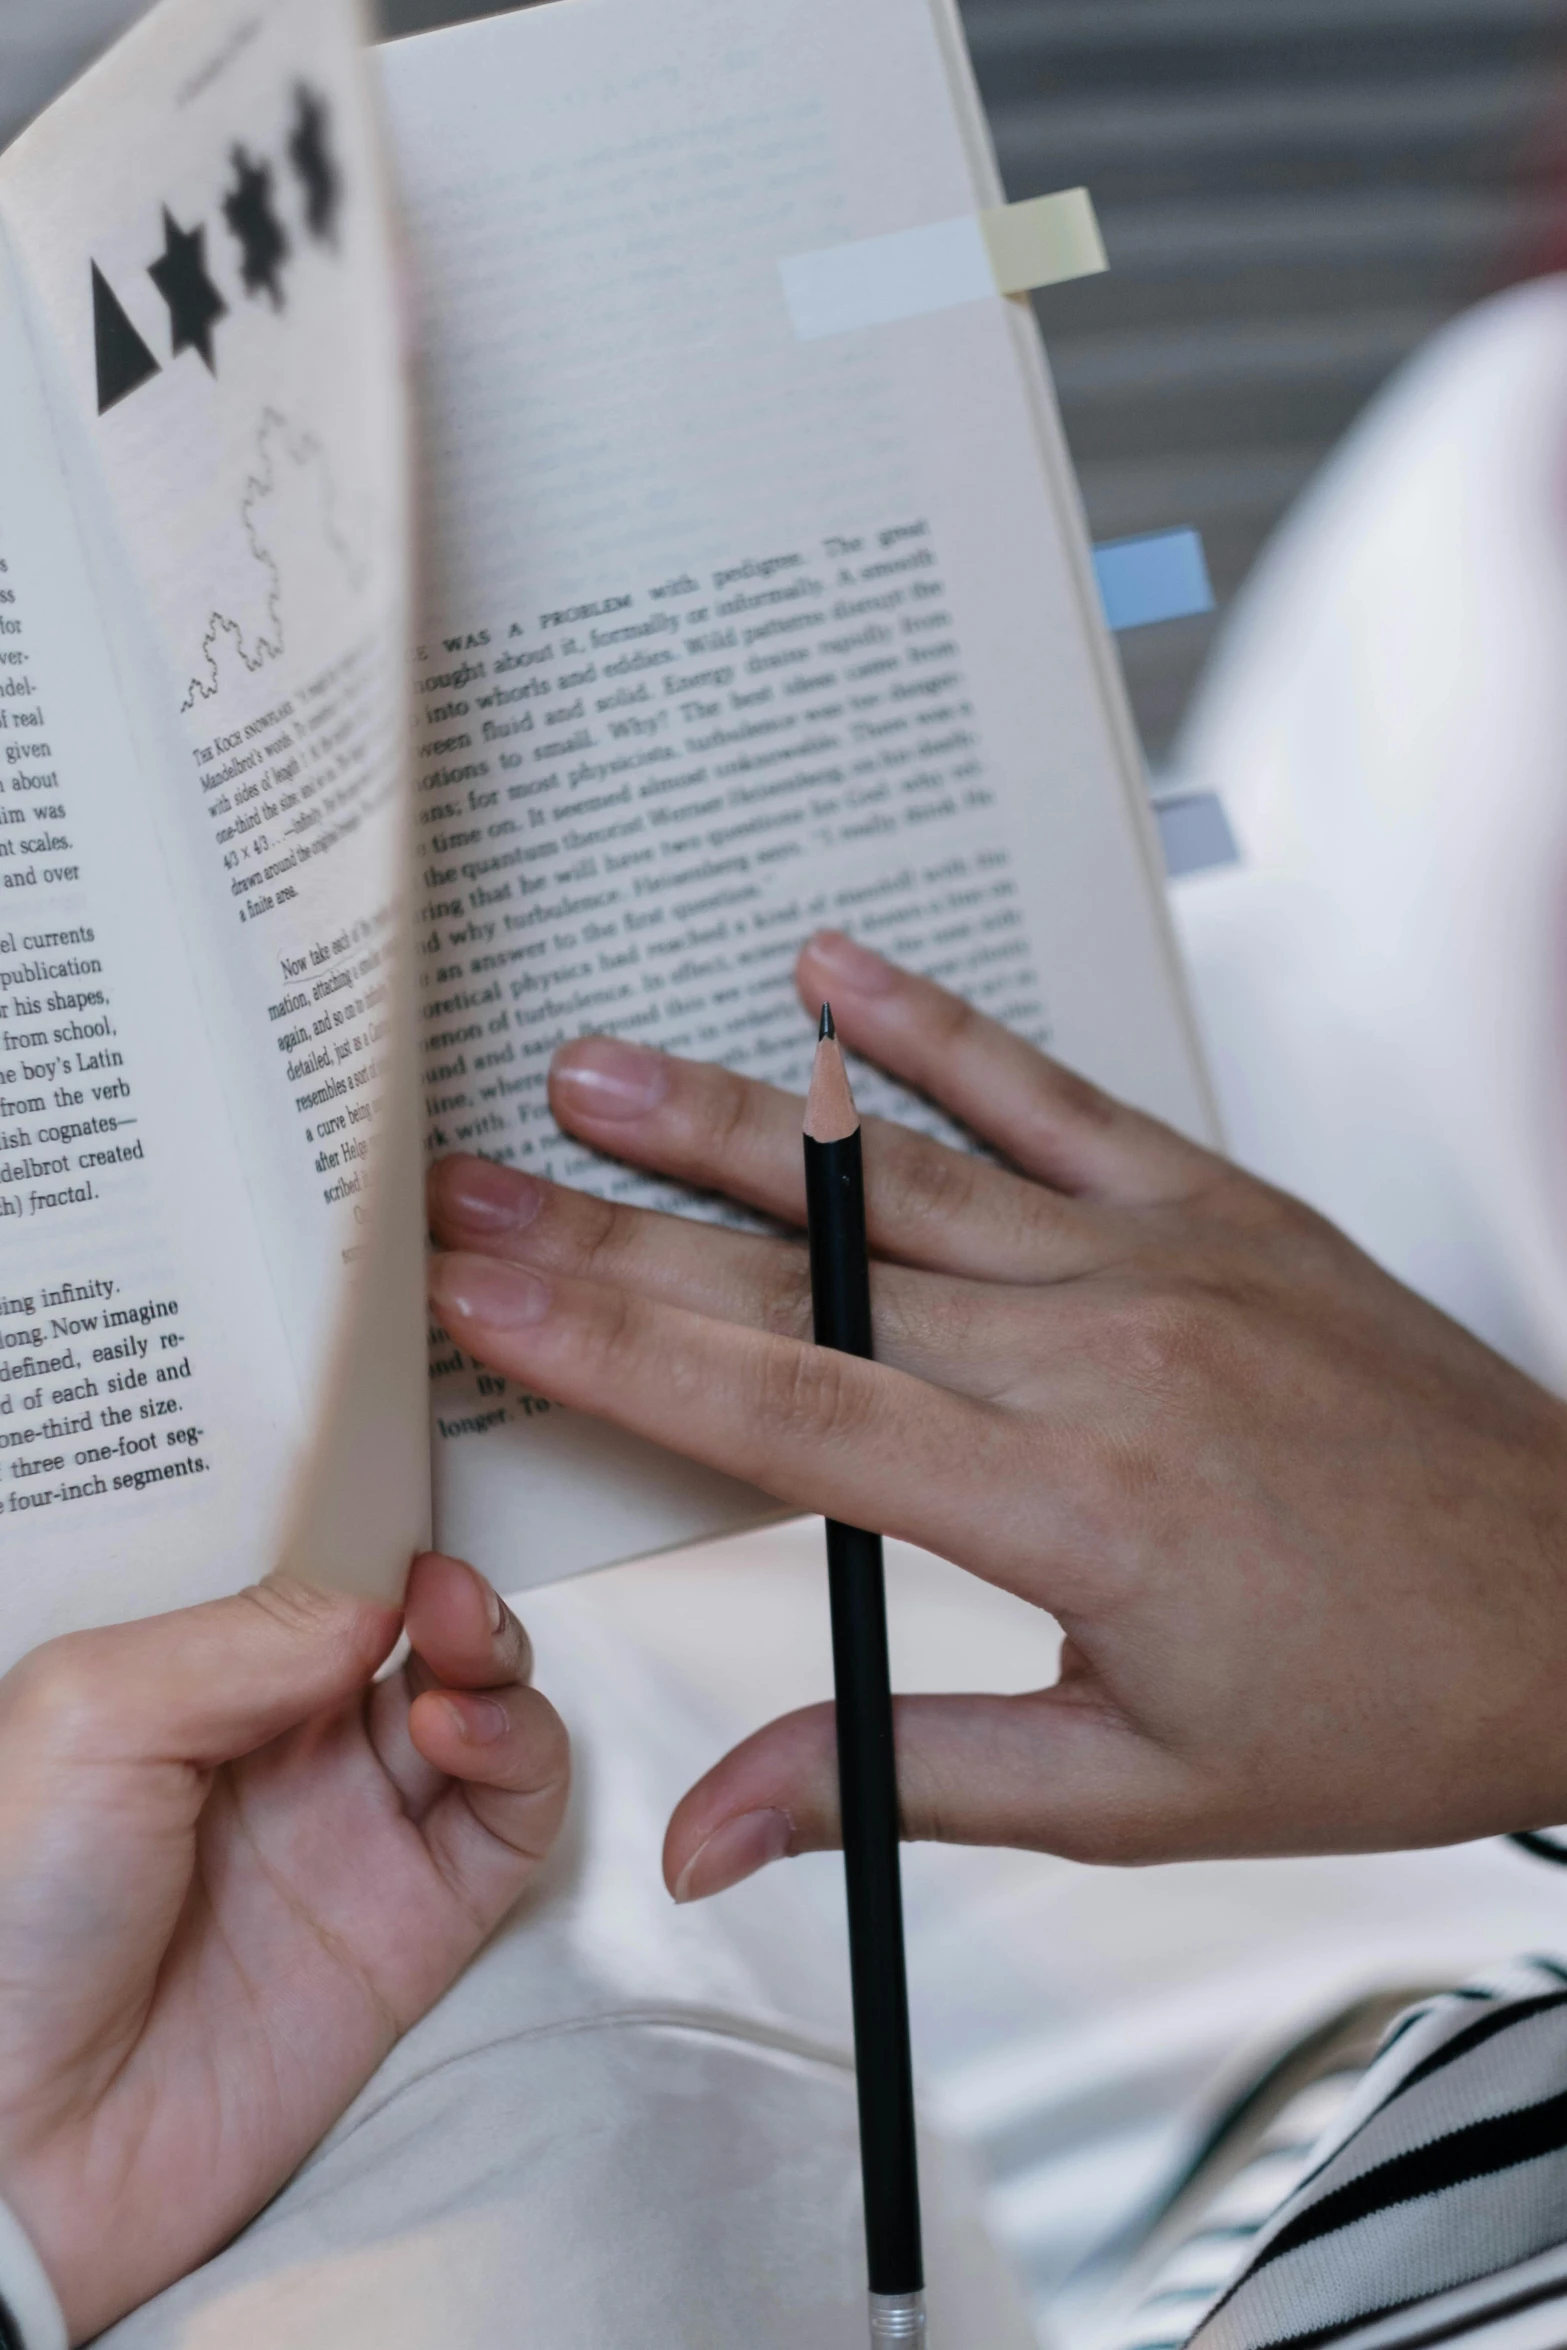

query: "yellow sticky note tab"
left=979, top=188, right=1107, bottom=296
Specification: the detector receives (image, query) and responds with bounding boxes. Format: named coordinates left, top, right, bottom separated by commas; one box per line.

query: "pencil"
left=804, top=1002, right=926, bottom=2347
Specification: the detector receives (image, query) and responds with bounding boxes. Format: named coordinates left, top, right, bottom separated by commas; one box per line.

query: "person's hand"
left=0, top=1554, right=568, bottom=2342
left=428, top=931, right=1567, bottom=1892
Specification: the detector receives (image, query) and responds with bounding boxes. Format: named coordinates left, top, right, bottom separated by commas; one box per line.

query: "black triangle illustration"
left=92, top=262, right=160, bottom=414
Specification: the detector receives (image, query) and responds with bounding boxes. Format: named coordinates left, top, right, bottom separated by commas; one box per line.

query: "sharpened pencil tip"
left=805, top=1015, right=858, bottom=1140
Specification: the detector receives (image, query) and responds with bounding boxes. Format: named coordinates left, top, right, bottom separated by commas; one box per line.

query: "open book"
left=0, top=0, right=1213, bottom=1660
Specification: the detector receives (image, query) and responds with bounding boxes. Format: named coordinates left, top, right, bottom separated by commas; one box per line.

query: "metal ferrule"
left=869, top=2290, right=927, bottom=2343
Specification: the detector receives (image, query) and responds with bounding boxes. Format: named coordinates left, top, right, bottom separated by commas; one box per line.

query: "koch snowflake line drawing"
left=182, top=406, right=363, bottom=709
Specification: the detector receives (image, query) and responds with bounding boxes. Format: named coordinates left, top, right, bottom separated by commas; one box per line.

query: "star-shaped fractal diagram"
left=147, top=208, right=227, bottom=372
left=223, top=145, right=289, bottom=309
left=288, top=85, right=343, bottom=246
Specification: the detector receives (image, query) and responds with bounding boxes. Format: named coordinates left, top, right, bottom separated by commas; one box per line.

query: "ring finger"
left=431, top=1155, right=1084, bottom=1400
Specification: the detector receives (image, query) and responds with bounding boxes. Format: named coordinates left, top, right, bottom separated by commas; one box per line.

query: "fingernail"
left=550, top=1035, right=669, bottom=1119
left=806, top=930, right=895, bottom=996
left=673, top=1808, right=793, bottom=1904
left=443, top=1694, right=509, bottom=1745
left=463, top=1558, right=506, bottom=1633
left=436, top=1157, right=545, bottom=1236
left=430, top=1253, right=552, bottom=1330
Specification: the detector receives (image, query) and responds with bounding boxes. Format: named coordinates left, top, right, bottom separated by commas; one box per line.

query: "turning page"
left=0, top=0, right=425, bottom=1657
left=380, top=0, right=1215, bottom=1588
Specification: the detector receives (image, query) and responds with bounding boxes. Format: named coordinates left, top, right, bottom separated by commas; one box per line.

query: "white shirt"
left=1175, top=276, right=1567, bottom=1392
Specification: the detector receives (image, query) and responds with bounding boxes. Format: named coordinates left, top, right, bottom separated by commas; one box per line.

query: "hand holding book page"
left=380, top=0, right=1213, bottom=1587
left=0, top=0, right=426, bottom=1657
left=0, top=1555, right=568, bottom=2343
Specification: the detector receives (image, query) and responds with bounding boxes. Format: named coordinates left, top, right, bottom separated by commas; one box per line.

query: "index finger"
left=402, top=1552, right=533, bottom=1692
left=366, top=1553, right=533, bottom=1817
left=798, top=932, right=1222, bottom=1206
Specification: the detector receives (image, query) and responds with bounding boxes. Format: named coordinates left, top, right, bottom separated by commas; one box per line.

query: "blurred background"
left=9, top=0, right=1567, bottom=762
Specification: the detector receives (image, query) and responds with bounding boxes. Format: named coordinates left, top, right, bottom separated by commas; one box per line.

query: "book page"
left=0, top=234, right=309, bottom=1660
left=0, top=0, right=426, bottom=1654
left=379, top=0, right=1214, bottom=1588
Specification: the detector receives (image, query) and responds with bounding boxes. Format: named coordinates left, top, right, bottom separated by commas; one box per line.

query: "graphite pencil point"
left=805, top=1022, right=859, bottom=1143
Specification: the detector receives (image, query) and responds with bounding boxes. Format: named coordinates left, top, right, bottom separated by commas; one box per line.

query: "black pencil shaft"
left=806, top=1131, right=874, bottom=1360
left=825, top=1518, right=922, bottom=2293
left=805, top=1129, right=923, bottom=2298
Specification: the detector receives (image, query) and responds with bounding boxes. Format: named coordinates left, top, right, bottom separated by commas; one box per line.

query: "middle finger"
left=546, top=1036, right=1123, bottom=1282
left=368, top=1555, right=532, bottom=1816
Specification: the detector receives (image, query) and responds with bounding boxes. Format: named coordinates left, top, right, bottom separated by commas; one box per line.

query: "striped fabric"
left=1110, top=2062, right=1372, bottom=2350
left=1116, top=1960, right=1567, bottom=2350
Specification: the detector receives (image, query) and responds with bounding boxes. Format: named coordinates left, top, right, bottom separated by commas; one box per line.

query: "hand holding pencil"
left=429, top=931, right=1567, bottom=1873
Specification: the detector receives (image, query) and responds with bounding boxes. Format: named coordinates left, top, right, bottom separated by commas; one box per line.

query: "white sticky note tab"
left=779, top=215, right=993, bottom=341
left=780, top=190, right=1107, bottom=342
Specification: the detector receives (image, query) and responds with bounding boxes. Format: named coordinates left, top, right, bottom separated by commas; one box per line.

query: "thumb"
left=0, top=1576, right=402, bottom=1772
left=664, top=1689, right=1187, bottom=1898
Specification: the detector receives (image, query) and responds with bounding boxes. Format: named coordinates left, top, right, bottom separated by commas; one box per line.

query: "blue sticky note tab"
left=1094, top=529, right=1214, bottom=632
left=1155, top=791, right=1239, bottom=879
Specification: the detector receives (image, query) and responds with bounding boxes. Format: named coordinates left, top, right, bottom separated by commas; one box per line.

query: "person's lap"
left=100, top=1525, right=1567, bottom=2348
left=98, top=1975, right=1027, bottom=2349
left=96, top=1533, right=1036, bottom=2348
left=570, top=1530, right=1567, bottom=2331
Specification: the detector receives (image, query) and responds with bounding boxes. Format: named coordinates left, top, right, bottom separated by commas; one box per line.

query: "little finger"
left=427, top=1250, right=1030, bottom=1574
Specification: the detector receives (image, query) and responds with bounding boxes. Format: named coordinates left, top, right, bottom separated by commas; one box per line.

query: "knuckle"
left=897, top=1744, right=955, bottom=1845
left=702, top=1064, right=760, bottom=1159
left=1015, top=1182, right=1079, bottom=1259
left=1100, top=1284, right=1234, bottom=1395
left=1207, top=1165, right=1316, bottom=1246
left=926, top=984, right=981, bottom=1055
left=6, top=1632, right=112, bottom=1752
left=1072, top=1409, right=1167, bottom=1519
left=568, top=1188, right=627, bottom=1280
left=1133, top=1292, right=1207, bottom=1380
left=579, top=1283, right=636, bottom=1382
left=756, top=1340, right=869, bottom=1450
left=491, top=1696, right=573, bottom=1860
left=882, top=1131, right=983, bottom=1233
left=760, top=1249, right=817, bottom=1343
left=1045, top=1810, right=1154, bottom=1869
